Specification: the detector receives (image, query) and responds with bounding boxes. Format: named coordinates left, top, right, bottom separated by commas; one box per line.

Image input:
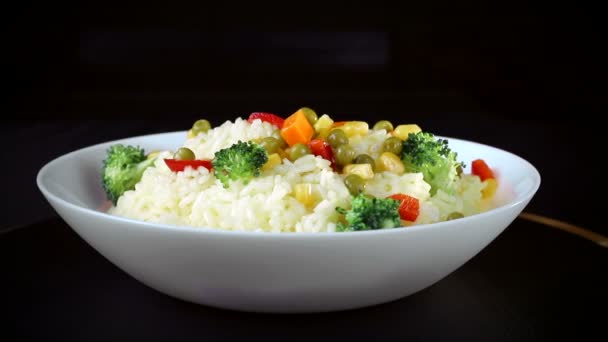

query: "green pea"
left=456, top=164, right=464, bottom=176
left=344, top=174, right=366, bottom=196
left=373, top=120, right=394, bottom=132
left=447, top=212, right=464, bottom=220
left=300, top=107, right=318, bottom=125
left=289, top=143, right=311, bottom=160
left=354, top=154, right=376, bottom=171
left=174, top=147, right=195, bottom=161
left=382, top=137, right=403, bottom=155
left=334, top=144, right=355, bottom=166
left=271, top=132, right=288, bottom=149
left=327, top=129, right=348, bottom=148
left=260, top=137, right=281, bottom=154
left=192, top=119, right=211, bottom=134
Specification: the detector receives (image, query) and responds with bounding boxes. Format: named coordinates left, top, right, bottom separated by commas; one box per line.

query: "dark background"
left=13, top=1, right=602, bottom=122
left=3, top=2, right=606, bottom=340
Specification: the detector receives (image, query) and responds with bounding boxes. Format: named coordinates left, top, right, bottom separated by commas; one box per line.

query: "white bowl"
left=37, top=131, right=540, bottom=313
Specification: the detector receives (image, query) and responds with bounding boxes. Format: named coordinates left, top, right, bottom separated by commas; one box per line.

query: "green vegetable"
left=373, top=120, right=393, bottom=132
left=334, top=144, right=355, bottom=165
left=192, top=119, right=211, bottom=135
left=259, top=137, right=281, bottom=154
left=101, top=144, right=156, bottom=204
left=382, top=137, right=403, bottom=155
left=336, top=194, right=401, bottom=232
left=174, top=147, right=195, bottom=160
left=289, top=143, right=311, bottom=160
left=401, top=132, right=465, bottom=195
left=212, top=141, right=268, bottom=188
left=300, top=107, right=318, bottom=125
left=344, top=174, right=366, bottom=196
left=327, top=129, right=348, bottom=148
left=456, top=164, right=464, bottom=176
left=447, top=212, right=464, bottom=220
left=354, top=154, right=375, bottom=171
left=269, top=132, right=288, bottom=149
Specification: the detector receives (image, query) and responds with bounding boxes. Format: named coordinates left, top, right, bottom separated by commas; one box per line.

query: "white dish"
left=37, top=131, right=540, bottom=313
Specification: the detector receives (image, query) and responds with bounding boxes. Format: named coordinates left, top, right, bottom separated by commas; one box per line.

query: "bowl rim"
left=37, top=130, right=541, bottom=238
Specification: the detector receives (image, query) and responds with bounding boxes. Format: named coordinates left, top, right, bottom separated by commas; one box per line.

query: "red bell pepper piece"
left=164, top=159, right=213, bottom=172
left=471, top=159, right=495, bottom=181
left=388, top=193, right=420, bottom=222
left=307, top=138, right=334, bottom=164
left=247, top=112, right=285, bottom=129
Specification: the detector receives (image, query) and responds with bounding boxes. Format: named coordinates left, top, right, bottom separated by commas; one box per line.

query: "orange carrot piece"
left=280, top=109, right=315, bottom=146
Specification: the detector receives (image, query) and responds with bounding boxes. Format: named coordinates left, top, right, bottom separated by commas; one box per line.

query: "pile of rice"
left=109, top=118, right=489, bottom=232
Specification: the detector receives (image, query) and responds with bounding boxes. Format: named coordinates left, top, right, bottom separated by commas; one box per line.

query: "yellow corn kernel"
left=187, top=129, right=196, bottom=139
left=294, top=183, right=316, bottom=207
left=262, top=153, right=282, bottom=171
left=392, top=124, right=422, bottom=140
left=314, top=114, right=334, bottom=139
left=342, top=163, right=374, bottom=180
left=401, top=219, right=415, bottom=227
left=339, top=121, right=369, bottom=137
left=147, top=150, right=161, bottom=160
left=482, top=178, right=498, bottom=198
left=277, top=148, right=289, bottom=160
left=376, top=152, right=405, bottom=174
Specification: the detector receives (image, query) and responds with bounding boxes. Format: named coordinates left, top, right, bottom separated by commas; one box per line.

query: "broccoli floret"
left=401, top=132, right=464, bottom=195
left=101, top=144, right=156, bottom=204
left=212, top=140, right=268, bottom=188
left=336, top=194, right=401, bottom=232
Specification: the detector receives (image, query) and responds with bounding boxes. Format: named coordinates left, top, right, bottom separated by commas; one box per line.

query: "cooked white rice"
left=109, top=117, right=490, bottom=232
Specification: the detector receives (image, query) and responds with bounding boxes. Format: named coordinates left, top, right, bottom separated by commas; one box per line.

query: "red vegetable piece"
left=308, top=138, right=334, bottom=164
left=471, top=159, right=495, bottom=181
left=388, top=194, right=420, bottom=222
left=164, top=159, right=213, bottom=172
left=247, top=112, right=285, bottom=128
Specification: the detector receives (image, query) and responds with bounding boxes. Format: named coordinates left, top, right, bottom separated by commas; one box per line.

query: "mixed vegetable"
left=101, top=144, right=157, bottom=205
left=336, top=194, right=402, bottom=232
left=101, top=107, right=498, bottom=230
left=212, top=141, right=268, bottom=188
left=401, top=132, right=464, bottom=196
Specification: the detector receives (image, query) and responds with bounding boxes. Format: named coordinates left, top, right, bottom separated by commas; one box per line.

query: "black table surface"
left=2, top=115, right=605, bottom=340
